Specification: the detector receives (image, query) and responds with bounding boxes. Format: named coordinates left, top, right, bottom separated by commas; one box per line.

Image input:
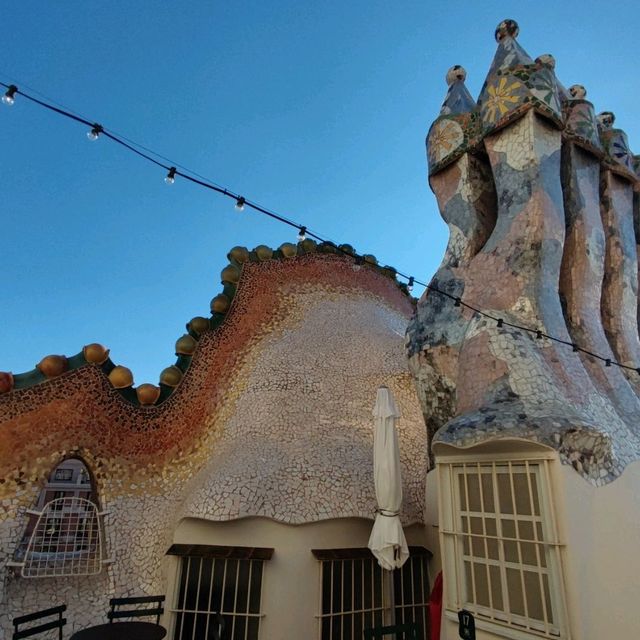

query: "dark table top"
left=70, top=621, right=167, bottom=640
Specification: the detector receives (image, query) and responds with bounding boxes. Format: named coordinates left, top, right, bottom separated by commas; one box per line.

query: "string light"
left=407, top=277, right=414, bottom=293
left=165, top=167, right=177, bottom=184
left=2, top=84, right=17, bottom=105
left=87, top=124, right=103, bottom=141
left=3, top=77, right=640, bottom=376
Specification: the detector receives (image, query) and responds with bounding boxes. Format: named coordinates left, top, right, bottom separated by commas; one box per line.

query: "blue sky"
left=2, top=1, right=639, bottom=384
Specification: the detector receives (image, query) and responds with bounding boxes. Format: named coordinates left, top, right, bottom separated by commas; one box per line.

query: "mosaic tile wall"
left=407, top=19, right=640, bottom=485
left=0, top=252, right=428, bottom=635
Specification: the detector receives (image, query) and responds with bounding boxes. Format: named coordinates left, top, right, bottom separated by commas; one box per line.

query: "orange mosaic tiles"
left=0, top=250, right=427, bottom=635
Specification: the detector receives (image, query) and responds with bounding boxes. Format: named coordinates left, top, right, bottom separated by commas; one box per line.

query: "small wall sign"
left=458, top=609, right=475, bottom=639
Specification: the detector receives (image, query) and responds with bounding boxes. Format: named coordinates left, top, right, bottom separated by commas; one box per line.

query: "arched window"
left=13, top=458, right=109, bottom=578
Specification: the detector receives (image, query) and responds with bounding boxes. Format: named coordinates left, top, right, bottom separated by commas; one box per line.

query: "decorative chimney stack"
left=408, top=20, right=640, bottom=483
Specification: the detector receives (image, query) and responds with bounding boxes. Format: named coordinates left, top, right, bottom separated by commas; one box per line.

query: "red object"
left=0, top=371, right=13, bottom=394
left=429, top=571, right=443, bottom=640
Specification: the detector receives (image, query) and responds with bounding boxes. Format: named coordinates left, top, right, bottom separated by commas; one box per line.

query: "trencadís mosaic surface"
left=0, top=247, right=428, bottom=635
left=408, top=19, right=640, bottom=485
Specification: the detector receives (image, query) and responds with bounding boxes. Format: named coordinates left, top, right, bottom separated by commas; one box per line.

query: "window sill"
left=444, top=610, right=564, bottom=640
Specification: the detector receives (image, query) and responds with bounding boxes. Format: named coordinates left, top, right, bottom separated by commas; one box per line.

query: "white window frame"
left=13, top=496, right=110, bottom=578
left=438, top=451, right=570, bottom=639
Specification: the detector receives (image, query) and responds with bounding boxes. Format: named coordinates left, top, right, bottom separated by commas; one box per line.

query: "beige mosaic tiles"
left=180, top=292, right=427, bottom=525
left=0, top=253, right=428, bottom=636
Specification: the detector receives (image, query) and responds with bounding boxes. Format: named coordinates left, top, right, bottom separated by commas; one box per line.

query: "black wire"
left=6, top=85, right=94, bottom=127
left=2, top=79, right=639, bottom=374
left=101, top=131, right=168, bottom=170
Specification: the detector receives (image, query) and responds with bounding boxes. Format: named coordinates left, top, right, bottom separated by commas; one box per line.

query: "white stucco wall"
left=434, top=447, right=640, bottom=640
left=167, top=517, right=430, bottom=640
left=558, top=458, right=640, bottom=639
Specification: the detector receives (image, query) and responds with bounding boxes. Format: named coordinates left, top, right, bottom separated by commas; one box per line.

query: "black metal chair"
left=107, top=595, right=165, bottom=625
left=364, top=622, right=419, bottom=639
left=207, top=612, right=226, bottom=640
left=12, top=605, right=67, bottom=640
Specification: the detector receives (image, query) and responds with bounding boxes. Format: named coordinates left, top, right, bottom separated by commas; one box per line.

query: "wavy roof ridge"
left=0, top=239, right=411, bottom=406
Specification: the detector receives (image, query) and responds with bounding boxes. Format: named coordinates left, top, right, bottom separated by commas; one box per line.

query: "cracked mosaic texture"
left=563, top=99, right=603, bottom=157
left=410, top=25, right=640, bottom=486
left=477, top=43, right=562, bottom=135
left=0, top=253, right=427, bottom=636
left=600, top=172, right=640, bottom=383
left=426, top=68, right=482, bottom=177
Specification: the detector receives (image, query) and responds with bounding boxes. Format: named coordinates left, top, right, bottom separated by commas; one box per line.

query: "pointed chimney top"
left=439, top=66, right=476, bottom=117
left=486, top=20, right=534, bottom=77
left=536, top=54, right=569, bottom=101
left=426, top=66, right=480, bottom=175
left=478, top=20, right=562, bottom=135
left=597, top=112, right=636, bottom=180
left=563, top=85, right=603, bottom=157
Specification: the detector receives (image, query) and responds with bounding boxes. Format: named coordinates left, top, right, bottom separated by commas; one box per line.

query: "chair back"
left=108, top=595, right=165, bottom=624
left=364, top=621, right=419, bottom=639
left=207, top=612, right=226, bottom=640
left=12, top=605, right=67, bottom=640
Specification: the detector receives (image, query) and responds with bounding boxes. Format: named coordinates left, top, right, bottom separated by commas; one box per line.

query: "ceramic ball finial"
left=569, top=84, right=587, bottom=99
left=446, top=65, right=467, bottom=86
left=495, top=19, right=519, bottom=42
left=597, top=111, right=615, bottom=129
left=536, top=54, right=556, bottom=69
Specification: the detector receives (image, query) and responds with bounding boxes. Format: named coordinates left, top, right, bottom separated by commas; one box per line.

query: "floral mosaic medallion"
left=428, top=118, right=464, bottom=166
left=481, top=76, right=522, bottom=125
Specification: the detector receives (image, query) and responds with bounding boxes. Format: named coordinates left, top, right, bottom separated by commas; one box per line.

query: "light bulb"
left=297, top=226, right=307, bottom=242
left=407, top=277, right=414, bottom=293
left=87, top=124, right=103, bottom=141
left=165, top=167, right=177, bottom=184
left=2, top=85, right=17, bottom=106
left=235, top=197, right=245, bottom=212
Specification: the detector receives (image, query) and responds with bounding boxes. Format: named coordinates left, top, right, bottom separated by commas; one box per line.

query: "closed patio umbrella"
left=368, top=386, right=409, bottom=571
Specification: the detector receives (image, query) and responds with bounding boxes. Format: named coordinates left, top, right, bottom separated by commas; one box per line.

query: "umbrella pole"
left=384, top=566, right=395, bottom=627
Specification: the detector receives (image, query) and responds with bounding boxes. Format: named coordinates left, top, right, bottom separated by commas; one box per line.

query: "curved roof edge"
left=0, top=239, right=412, bottom=407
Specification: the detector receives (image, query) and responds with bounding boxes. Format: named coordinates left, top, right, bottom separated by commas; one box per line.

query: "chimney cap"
left=495, top=19, right=519, bottom=42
